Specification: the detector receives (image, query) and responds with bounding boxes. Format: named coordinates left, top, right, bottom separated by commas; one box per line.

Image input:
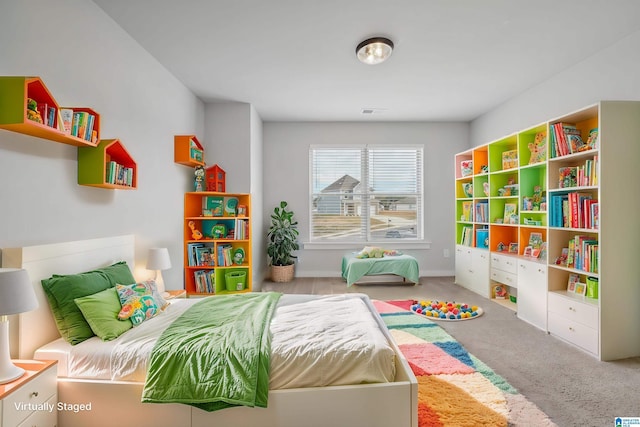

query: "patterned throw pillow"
left=116, top=280, right=167, bottom=326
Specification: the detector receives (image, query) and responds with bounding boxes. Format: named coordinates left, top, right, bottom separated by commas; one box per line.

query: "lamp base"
left=0, top=362, right=25, bottom=384
left=0, top=319, right=25, bottom=384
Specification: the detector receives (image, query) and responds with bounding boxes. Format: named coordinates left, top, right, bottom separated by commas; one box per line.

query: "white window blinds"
left=310, top=145, right=423, bottom=242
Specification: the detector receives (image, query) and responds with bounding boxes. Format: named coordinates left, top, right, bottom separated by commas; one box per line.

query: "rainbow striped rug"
left=374, top=300, right=557, bottom=427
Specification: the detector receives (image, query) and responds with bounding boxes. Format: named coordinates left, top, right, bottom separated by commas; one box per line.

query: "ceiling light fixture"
left=356, top=37, right=394, bottom=65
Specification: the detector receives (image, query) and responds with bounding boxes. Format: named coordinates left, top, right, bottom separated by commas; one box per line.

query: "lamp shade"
left=0, top=268, right=38, bottom=316
left=146, top=248, right=171, bottom=271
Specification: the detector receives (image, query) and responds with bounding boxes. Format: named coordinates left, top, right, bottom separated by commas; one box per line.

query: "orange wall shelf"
left=0, top=76, right=100, bottom=147
left=77, top=138, right=137, bottom=189
left=174, top=135, right=205, bottom=167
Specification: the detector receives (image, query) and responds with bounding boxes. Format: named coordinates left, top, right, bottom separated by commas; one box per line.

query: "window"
left=310, top=145, right=423, bottom=242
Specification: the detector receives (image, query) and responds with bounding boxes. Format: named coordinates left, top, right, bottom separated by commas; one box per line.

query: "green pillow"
left=75, top=287, right=133, bottom=341
left=41, top=261, right=135, bottom=345
left=100, top=261, right=136, bottom=286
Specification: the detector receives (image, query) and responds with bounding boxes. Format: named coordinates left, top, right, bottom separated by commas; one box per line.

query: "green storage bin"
left=225, top=271, right=246, bottom=291
left=586, top=277, right=598, bottom=299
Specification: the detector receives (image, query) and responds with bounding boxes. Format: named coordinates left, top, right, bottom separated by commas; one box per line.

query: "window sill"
left=302, top=241, right=432, bottom=250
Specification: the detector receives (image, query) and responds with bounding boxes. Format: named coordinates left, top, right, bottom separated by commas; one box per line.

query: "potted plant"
left=267, top=201, right=299, bottom=282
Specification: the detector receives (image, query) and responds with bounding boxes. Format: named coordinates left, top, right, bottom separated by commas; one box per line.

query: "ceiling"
left=92, top=0, right=640, bottom=122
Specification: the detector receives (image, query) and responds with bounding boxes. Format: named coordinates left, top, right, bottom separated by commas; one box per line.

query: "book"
left=586, top=128, right=599, bottom=149
left=590, top=203, right=599, bottom=229
left=503, top=203, right=517, bottom=224
left=60, top=109, right=73, bottom=134
left=195, top=246, right=214, bottom=266
left=474, top=201, right=488, bottom=223
left=528, top=232, right=543, bottom=249
left=566, top=128, right=585, bottom=153
left=187, top=243, right=204, bottom=266
left=460, top=160, right=473, bottom=177
left=461, top=201, right=473, bottom=222
left=203, top=196, right=224, bottom=216
left=460, top=226, right=472, bottom=246
left=36, top=103, right=56, bottom=127
left=476, top=228, right=489, bottom=249
left=462, top=182, right=473, bottom=197
left=567, top=273, right=580, bottom=292
left=36, top=103, right=48, bottom=126
left=558, top=167, right=577, bottom=188
left=501, top=150, right=517, bottom=170
left=528, top=132, right=547, bottom=164
left=84, top=114, right=95, bottom=141
left=224, top=197, right=239, bottom=216
left=71, top=112, right=81, bottom=137
left=190, top=147, right=203, bottom=162
left=47, top=106, right=56, bottom=128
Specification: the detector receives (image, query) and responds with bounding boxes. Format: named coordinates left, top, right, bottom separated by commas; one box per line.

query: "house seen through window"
left=310, top=145, right=423, bottom=242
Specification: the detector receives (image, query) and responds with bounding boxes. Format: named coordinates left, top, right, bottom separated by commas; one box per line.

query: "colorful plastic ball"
left=471, top=311, right=478, bottom=317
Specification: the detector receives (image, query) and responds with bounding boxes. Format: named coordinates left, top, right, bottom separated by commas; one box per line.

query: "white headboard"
left=1, top=235, right=135, bottom=359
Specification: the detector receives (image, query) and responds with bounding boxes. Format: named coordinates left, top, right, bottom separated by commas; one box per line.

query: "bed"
left=2, top=235, right=417, bottom=427
left=342, top=253, right=420, bottom=286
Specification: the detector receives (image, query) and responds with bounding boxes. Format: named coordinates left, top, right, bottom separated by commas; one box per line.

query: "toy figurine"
left=194, top=165, right=205, bottom=192
left=188, top=221, right=203, bottom=240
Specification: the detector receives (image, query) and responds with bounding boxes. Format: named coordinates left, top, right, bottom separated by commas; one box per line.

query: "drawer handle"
left=30, top=391, right=39, bottom=398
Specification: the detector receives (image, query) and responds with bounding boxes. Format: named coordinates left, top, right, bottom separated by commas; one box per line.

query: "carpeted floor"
left=374, top=300, right=557, bottom=427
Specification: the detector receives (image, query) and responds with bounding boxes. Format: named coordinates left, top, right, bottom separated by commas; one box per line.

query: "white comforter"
left=36, top=294, right=396, bottom=389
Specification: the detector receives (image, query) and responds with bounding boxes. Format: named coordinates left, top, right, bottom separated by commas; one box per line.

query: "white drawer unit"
left=490, top=253, right=517, bottom=275
left=1, top=360, right=57, bottom=427
left=548, top=292, right=599, bottom=355
left=490, top=267, right=517, bottom=288
left=490, top=253, right=518, bottom=289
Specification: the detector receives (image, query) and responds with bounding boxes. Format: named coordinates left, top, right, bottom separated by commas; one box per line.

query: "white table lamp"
left=146, top=248, right=171, bottom=297
left=0, top=268, right=38, bottom=384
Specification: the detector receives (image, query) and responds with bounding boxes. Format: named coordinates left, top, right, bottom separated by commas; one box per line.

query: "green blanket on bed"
left=141, top=292, right=281, bottom=412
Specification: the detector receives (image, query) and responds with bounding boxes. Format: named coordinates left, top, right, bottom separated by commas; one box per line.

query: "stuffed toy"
left=355, top=246, right=382, bottom=258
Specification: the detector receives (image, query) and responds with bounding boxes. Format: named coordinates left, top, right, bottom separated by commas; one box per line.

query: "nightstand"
left=165, top=289, right=187, bottom=299
left=0, top=360, right=57, bottom=427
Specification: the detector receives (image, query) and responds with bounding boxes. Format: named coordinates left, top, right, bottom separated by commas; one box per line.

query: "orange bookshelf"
left=184, top=192, right=252, bottom=295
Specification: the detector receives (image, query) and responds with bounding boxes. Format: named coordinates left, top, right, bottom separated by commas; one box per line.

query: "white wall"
left=204, top=103, right=265, bottom=289
left=471, top=29, right=640, bottom=146
left=263, top=122, right=469, bottom=278
left=0, top=0, right=204, bottom=288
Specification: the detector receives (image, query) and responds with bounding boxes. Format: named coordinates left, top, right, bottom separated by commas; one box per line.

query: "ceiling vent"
left=361, top=108, right=387, bottom=115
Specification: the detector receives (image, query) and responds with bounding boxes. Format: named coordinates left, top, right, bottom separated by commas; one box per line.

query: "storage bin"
left=225, top=271, right=246, bottom=291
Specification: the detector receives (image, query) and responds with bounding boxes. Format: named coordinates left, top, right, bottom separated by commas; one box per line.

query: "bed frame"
left=2, top=235, right=417, bottom=427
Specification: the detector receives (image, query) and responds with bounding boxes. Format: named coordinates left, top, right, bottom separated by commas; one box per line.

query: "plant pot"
left=271, top=264, right=294, bottom=283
